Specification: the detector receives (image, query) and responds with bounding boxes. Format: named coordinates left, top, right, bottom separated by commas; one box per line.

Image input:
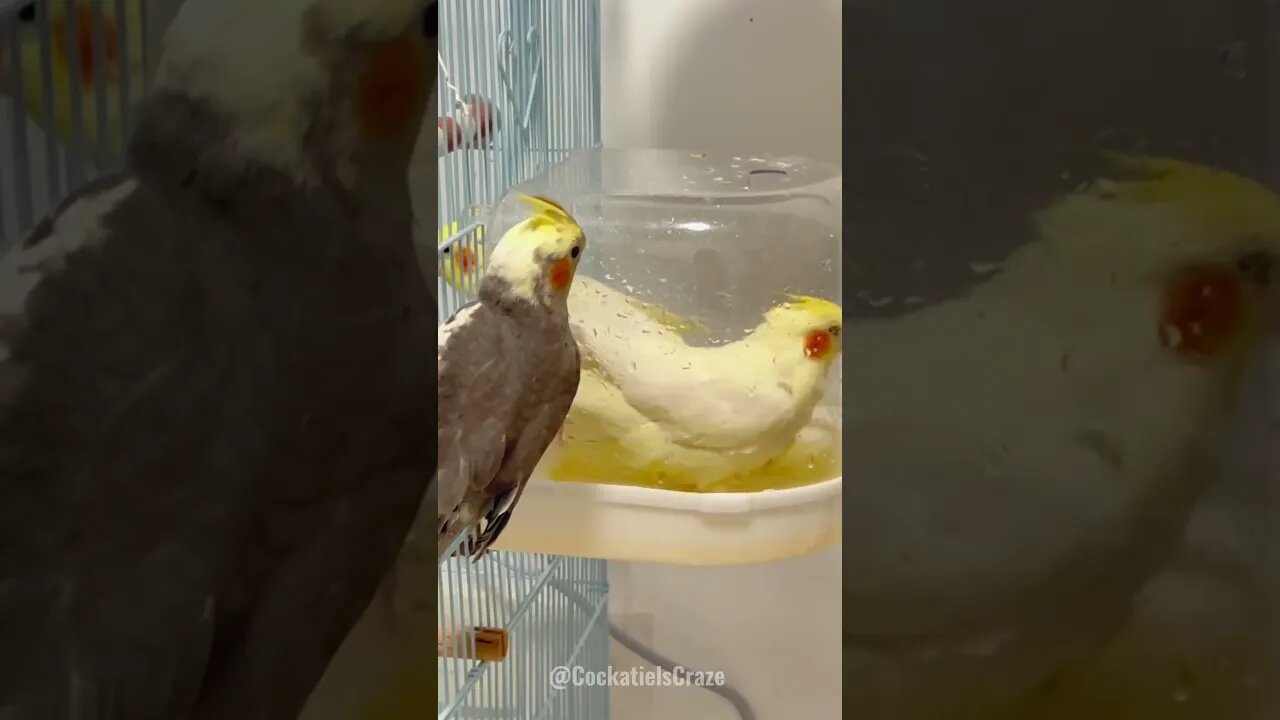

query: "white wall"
left=601, top=0, right=842, bottom=162
left=599, top=2, right=842, bottom=718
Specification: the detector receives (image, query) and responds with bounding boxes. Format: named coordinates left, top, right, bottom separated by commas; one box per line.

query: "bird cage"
left=0, top=0, right=164, bottom=247
left=434, top=0, right=601, bottom=317
left=434, top=1, right=611, bottom=719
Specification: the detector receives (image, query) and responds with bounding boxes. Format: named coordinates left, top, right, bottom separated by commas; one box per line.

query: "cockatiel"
left=841, top=153, right=1280, bottom=719
left=0, top=1, right=437, bottom=718
left=560, top=277, right=842, bottom=489
left=0, top=0, right=146, bottom=163
left=434, top=194, right=585, bottom=562
left=437, top=220, right=485, bottom=296
left=982, top=342, right=1280, bottom=719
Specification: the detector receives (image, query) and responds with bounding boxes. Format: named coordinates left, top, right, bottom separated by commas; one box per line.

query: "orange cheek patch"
left=357, top=36, right=426, bottom=139
left=549, top=258, right=573, bottom=291
left=1158, top=264, right=1245, bottom=363
left=55, top=6, right=119, bottom=88
left=804, top=330, right=833, bottom=360
left=457, top=248, right=475, bottom=274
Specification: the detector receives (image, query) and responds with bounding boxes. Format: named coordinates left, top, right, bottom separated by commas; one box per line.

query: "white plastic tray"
left=491, top=466, right=843, bottom=566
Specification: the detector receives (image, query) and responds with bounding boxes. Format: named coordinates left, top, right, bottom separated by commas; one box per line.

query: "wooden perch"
left=437, top=625, right=509, bottom=662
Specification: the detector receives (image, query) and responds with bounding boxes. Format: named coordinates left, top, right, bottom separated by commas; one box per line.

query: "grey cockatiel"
left=433, top=194, right=585, bottom=563
left=0, top=0, right=437, bottom=718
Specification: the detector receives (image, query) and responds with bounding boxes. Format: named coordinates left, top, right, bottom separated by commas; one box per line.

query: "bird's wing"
left=435, top=302, right=518, bottom=540
left=567, top=366, right=651, bottom=439
left=467, top=345, right=580, bottom=558
left=0, top=175, right=227, bottom=719
left=612, top=359, right=796, bottom=450
left=0, top=173, right=136, bottom=337
left=568, top=276, right=793, bottom=448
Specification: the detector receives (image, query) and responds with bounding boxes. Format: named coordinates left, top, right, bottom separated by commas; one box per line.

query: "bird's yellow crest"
left=515, top=193, right=583, bottom=236
left=1084, top=152, right=1280, bottom=233
left=518, top=193, right=573, bottom=220
left=481, top=194, right=586, bottom=300
left=780, top=294, right=843, bottom=325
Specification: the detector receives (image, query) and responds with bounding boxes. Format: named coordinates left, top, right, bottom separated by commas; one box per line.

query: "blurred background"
left=845, top=0, right=1275, bottom=311
left=842, top=0, right=1280, bottom=718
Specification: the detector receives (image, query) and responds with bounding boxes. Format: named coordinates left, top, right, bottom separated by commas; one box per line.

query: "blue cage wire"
left=435, top=1, right=610, bottom=718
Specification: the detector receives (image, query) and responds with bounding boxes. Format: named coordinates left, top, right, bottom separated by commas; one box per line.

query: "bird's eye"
left=804, top=329, right=833, bottom=359
left=570, top=246, right=581, bottom=259
left=17, top=3, right=37, bottom=22
left=441, top=246, right=451, bottom=254
left=1159, top=264, right=1245, bottom=363
left=423, top=1, right=438, bottom=38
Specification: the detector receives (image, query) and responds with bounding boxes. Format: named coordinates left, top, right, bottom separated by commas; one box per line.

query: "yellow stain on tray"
left=547, top=424, right=841, bottom=493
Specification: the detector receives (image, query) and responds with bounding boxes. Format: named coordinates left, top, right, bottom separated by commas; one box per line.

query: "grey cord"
left=606, top=620, right=758, bottom=720
left=513, top=563, right=756, bottom=720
